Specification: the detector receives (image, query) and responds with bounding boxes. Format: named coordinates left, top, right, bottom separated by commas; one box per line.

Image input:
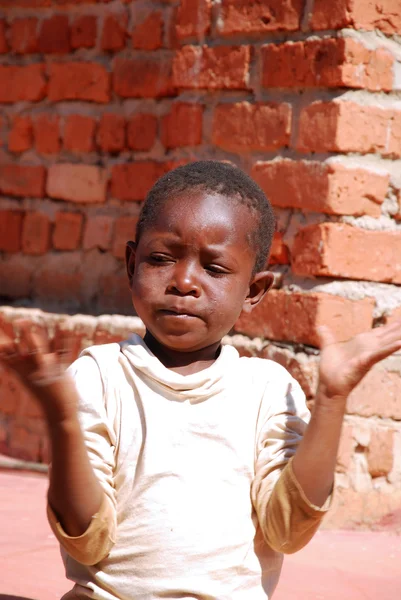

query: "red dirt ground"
left=0, top=469, right=400, bottom=600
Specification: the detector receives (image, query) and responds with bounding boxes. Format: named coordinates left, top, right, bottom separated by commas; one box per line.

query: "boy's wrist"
left=47, top=412, right=82, bottom=438
left=30, top=374, right=79, bottom=426
left=313, top=386, right=348, bottom=416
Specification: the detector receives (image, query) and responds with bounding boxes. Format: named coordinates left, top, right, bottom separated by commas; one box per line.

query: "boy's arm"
left=253, top=320, right=401, bottom=554
left=41, top=375, right=104, bottom=536
left=0, top=321, right=116, bottom=564
left=252, top=375, right=329, bottom=554
left=292, top=321, right=401, bottom=508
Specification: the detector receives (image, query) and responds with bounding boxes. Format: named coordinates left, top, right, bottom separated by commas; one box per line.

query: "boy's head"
left=126, top=161, right=276, bottom=356
left=136, top=161, right=276, bottom=275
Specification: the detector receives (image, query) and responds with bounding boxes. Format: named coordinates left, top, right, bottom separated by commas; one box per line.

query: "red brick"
left=53, top=212, right=83, bottom=251
left=112, top=216, right=139, bottom=258
left=251, top=160, right=389, bottom=217
left=1, top=0, right=108, bottom=3
left=388, top=113, right=401, bottom=159
left=101, top=13, right=127, bottom=52
left=336, top=421, right=355, bottom=474
left=175, top=0, right=211, bottom=40
left=48, top=62, right=110, bottom=103
left=349, top=0, right=401, bottom=34
left=220, top=0, right=304, bottom=34
left=0, top=0, right=45, bottom=4
left=384, top=305, right=401, bottom=325
left=310, top=0, right=351, bottom=30
left=21, top=212, right=50, bottom=255
left=34, top=260, right=83, bottom=308
left=96, top=113, right=126, bottom=153
left=0, top=19, right=8, bottom=53
left=111, top=162, right=170, bottom=201
left=368, top=429, right=394, bottom=478
left=8, top=424, right=42, bottom=463
left=0, top=211, right=24, bottom=253
left=63, top=114, right=96, bottom=153
left=262, top=345, right=318, bottom=399
left=38, top=15, right=70, bottom=54
left=296, top=101, right=396, bottom=156
left=33, top=114, right=60, bottom=154
left=348, top=364, right=401, bottom=420
left=212, top=102, right=291, bottom=152
left=0, top=115, right=4, bottom=147
left=71, top=15, right=97, bottom=49
left=83, top=215, right=113, bottom=251
left=93, top=329, right=127, bottom=346
left=0, top=164, right=45, bottom=198
left=311, top=0, right=401, bottom=35
left=9, top=116, right=33, bottom=153
left=127, top=114, right=158, bottom=151
left=0, top=255, right=33, bottom=298
left=161, top=103, right=203, bottom=148
left=292, top=223, right=401, bottom=284
left=0, top=65, right=46, bottom=103
left=97, top=273, right=133, bottom=315
left=0, top=370, right=23, bottom=416
left=19, top=390, right=47, bottom=418
left=269, top=232, right=289, bottom=265
left=10, top=18, right=38, bottom=54
left=132, top=11, right=163, bottom=50
left=235, top=290, right=374, bottom=347
left=113, top=56, right=175, bottom=98
left=173, top=45, right=250, bottom=89
left=262, top=38, right=394, bottom=92
left=47, top=164, right=107, bottom=204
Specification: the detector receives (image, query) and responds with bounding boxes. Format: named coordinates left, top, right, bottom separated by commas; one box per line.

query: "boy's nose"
left=168, top=264, right=201, bottom=297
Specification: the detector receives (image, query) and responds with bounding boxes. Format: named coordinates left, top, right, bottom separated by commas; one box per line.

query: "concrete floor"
left=0, top=469, right=400, bottom=600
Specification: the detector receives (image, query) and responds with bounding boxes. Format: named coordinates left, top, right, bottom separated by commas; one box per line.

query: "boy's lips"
left=158, top=307, right=200, bottom=318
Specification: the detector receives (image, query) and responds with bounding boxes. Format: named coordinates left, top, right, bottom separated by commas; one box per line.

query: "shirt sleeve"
left=46, top=355, right=118, bottom=565
left=251, top=372, right=332, bottom=554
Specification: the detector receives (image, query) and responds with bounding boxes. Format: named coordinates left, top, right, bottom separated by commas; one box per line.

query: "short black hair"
left=136, top=160, right=276, bottom=273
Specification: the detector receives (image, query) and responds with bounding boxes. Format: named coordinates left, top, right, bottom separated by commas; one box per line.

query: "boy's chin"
left=148, top=328, right=220, bottom=354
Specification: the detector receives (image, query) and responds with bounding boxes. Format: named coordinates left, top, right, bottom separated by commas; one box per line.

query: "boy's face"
left=126, top=191, right=272, bottom=353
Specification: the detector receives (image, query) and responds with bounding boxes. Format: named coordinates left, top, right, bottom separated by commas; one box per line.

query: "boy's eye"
left=149, top=253, right=174, bottom=264
left=206, top=264, right=229, bottom=275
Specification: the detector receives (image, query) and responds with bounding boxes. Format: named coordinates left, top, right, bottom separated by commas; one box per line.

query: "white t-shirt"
left=53, top=335, right=317, bottom=600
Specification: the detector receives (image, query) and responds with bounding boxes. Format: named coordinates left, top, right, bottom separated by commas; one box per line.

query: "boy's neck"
left=143, top=331, right=221, bottom=375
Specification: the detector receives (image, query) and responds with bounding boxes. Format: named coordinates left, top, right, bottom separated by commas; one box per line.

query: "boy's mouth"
left=158, top=307, right=200, bottom=319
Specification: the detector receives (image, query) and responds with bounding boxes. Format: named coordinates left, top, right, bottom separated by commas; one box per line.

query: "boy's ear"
left=125, top=241, right=137, bottom=285
left=242, top=271, right=274, bottom=314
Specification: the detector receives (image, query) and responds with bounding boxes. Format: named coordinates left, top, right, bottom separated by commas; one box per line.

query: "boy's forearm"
left=47, top=415, right=103, bottom=537
left=291, top=390, right=346, bottom=507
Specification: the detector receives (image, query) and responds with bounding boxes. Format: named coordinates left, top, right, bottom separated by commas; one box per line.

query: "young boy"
left=1, top=161, right=400, bottom=600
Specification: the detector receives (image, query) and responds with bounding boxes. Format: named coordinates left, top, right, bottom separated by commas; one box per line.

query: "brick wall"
left=0, top=0, right=401, bottom=529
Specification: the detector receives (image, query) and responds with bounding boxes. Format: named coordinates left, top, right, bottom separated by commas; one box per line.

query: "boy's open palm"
left=0, top=318, right=78, bottom=422
left=318, top=320, right=401, bottom=402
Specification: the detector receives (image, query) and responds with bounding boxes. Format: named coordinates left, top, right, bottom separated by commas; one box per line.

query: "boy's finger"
left=12, top=320, right=42, bottom=358
left=375, top=319, right=401, bottom=344
left=0, top=320, right=19, bottom=359
left=361, top=339, right=401, bottom=369
left=0, top=315, right=14, bottom=340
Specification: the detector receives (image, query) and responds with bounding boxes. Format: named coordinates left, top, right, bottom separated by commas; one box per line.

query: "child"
left=1, top=161, right=400, bottom=600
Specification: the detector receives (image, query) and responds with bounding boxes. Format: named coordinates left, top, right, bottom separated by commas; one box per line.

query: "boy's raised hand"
left=293, top=319, right=401, bottom=508
left=1, top=317, right=104, bottom=534
left=317, top=320, right=401, bottom=404
left=0, top=318, right=78, bottom=423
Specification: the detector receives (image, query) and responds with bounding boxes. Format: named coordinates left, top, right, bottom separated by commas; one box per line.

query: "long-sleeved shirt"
left=47, top=334, right=331, bottom=599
